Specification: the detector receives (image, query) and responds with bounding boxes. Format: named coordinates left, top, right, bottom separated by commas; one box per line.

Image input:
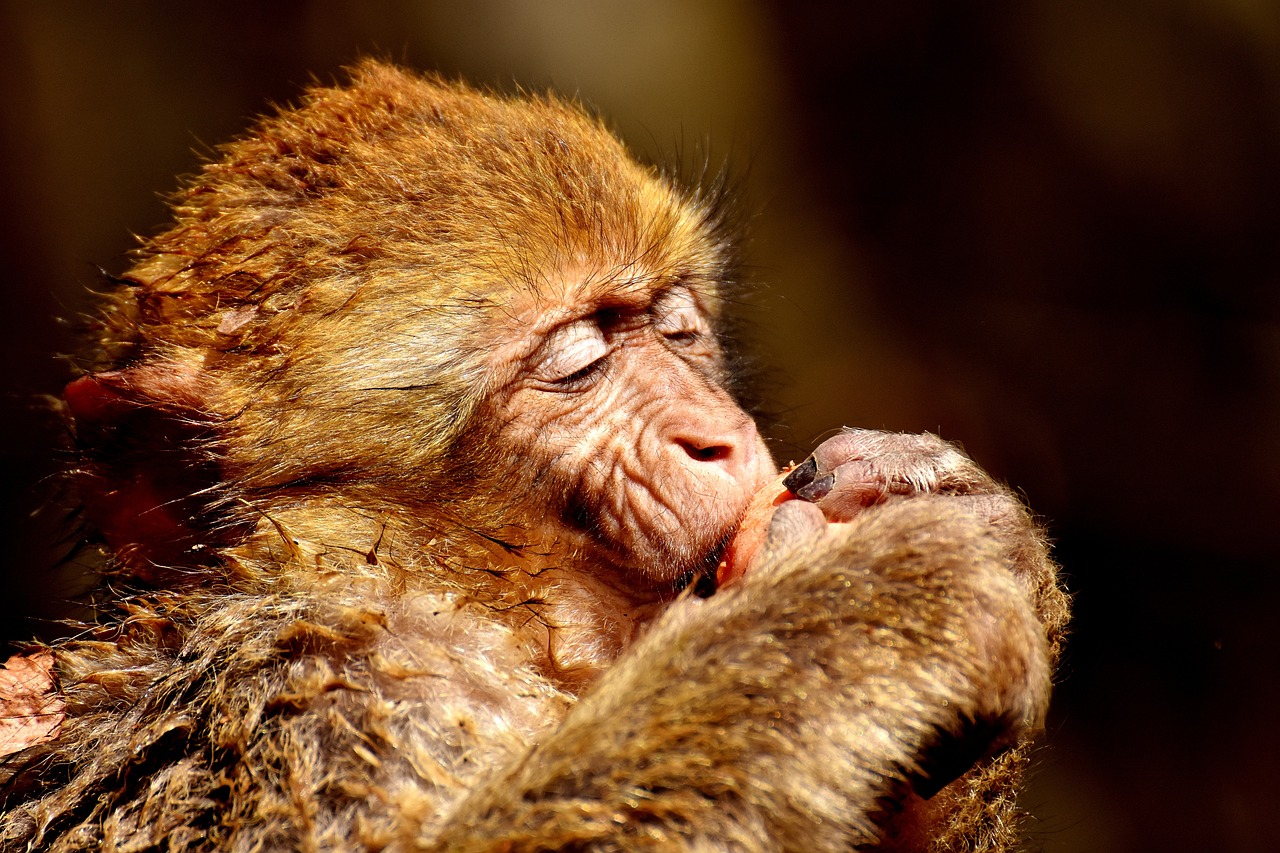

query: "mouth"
left=669, top=517, right=740, bottom=599
left=693, top=532, right=734, bottom=598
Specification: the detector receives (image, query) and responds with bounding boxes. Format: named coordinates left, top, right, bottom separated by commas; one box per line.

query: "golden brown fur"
left=0, top=62, right=1068, bottom=851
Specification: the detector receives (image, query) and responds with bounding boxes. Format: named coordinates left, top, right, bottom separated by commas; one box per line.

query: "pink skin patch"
left=716, top=470, right=796, bottom=587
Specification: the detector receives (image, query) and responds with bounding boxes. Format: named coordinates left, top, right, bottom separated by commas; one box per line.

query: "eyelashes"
left=550, top=356, right=608, bottom=389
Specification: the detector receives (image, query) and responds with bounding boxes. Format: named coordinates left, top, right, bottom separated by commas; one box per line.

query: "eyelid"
left=532, top=319, right=609, bottom=384
left=652, top=287, right=707, bottom=339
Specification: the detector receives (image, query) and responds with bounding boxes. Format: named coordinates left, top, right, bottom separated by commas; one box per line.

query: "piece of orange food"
left=717, top=469, right=796, bottom=587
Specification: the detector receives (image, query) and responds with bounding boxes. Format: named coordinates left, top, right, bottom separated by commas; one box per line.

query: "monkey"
left=0, top=61, right=1068, bottom=852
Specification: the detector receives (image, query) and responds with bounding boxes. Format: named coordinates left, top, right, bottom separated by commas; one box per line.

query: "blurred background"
left=2, top=1, right=1277, bottom=849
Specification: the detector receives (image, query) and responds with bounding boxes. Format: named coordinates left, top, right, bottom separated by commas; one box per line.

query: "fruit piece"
left=717, top=470, right=795, bottom=587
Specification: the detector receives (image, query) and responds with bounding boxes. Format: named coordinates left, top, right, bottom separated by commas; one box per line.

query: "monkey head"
left=482, top=274, right=772, bottom=586
left=63, top=61, right=775, bottom=597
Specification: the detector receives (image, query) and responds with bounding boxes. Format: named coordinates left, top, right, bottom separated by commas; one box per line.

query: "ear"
left=64, top=362, right=244, bottom=583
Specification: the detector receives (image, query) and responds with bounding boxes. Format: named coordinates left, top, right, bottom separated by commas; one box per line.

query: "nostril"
left=678, top=439, right=734, bottom=463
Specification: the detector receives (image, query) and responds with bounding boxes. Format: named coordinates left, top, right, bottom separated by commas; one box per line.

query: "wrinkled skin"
left=488, top=281, right=774, bottom=589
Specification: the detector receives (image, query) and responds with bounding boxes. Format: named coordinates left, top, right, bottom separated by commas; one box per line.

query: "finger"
left=794, top=471, right=834, bottom=502
left=756, top=500, right=828, bottom=566
left=810, top=429, right=872, bottom=473
left=782, top=430, right=875, bottom=497
left=781, top=455, right=818, bottom=493
left=810, top=459, right=885, bottom=521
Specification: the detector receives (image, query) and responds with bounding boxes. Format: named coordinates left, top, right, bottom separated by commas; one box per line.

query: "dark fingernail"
left=783, top=456, right=818, bottom=493
left=796, top=472, right=835, bottom=502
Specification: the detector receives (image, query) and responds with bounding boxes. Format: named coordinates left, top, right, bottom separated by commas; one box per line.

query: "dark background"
left=3, top=2, right=1276, bottom=850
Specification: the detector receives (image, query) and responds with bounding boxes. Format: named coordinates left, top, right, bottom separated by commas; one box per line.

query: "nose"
left=671, top=416, right=769, bottom=484
left=676, top=436, right=735, bottom=463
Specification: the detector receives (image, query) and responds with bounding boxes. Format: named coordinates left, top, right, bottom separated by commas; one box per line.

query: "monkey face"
left=486, top=275, right=774, bottom=589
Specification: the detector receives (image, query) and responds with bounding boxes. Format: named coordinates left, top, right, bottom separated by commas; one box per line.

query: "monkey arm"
left=421, top=497, right=1052, bottom=852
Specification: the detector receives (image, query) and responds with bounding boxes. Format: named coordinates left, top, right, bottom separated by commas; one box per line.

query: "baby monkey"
left=0, top=62, right=1068, bottom=852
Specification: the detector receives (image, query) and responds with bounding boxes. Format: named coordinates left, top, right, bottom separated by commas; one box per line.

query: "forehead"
left=460, top=146, right=727, bottom=308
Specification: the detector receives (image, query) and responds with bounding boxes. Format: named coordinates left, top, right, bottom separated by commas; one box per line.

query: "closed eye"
left=553, top=357, right=608, bottom=388
left=662, top=329, right=700, bottom=345
left=532, top=317, right=611, bottom=388
left=652, top=286, right=708, bottom=347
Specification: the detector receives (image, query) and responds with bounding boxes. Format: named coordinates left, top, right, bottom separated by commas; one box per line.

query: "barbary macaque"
left=0, top=62, right=1068, bottom=852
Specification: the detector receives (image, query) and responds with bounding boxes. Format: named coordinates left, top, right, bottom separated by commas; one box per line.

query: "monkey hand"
left=728, top=430, right=1059, bottom=604
left=782, top=429, right=1005, bottom=519
left=732, top=462, right=1058, bottom=821
left=782, top=429, right=1065, bottom=633
left=719, top=429, right=1009, bottom=585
